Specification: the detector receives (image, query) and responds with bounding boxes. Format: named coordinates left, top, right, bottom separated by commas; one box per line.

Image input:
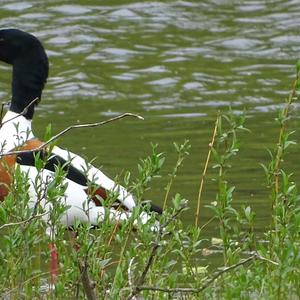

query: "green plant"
left=1, top=62, right=300, bottom=299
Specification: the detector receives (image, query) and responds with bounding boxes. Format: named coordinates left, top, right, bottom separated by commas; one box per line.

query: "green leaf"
left=0, top=205, right=7, bottom=223
left=244, top=206, right=252, bottom=220
left=296, top=59, right=300, bottom=74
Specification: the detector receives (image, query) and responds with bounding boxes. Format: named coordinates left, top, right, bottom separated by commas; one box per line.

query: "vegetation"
left=0, top=62, right=300, bottom=299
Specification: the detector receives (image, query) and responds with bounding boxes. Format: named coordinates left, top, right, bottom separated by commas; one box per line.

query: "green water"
left=1, top=1, right=300, bottom=236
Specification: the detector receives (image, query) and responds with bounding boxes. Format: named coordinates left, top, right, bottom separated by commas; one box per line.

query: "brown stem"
left=0, top=212, right=48, bottom=231
left=0, top=97, right=39, bottom=128
left=0, top=112, right=143, bottom=157
left=78, top=259, right=97, bottom=300
left=131, top=253, right=272, bottom=296
left=127, top=201, right=187, bottom=300
left=195, top=114, right=219, bottom=226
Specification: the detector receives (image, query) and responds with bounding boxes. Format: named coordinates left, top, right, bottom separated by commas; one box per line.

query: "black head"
left=0, top=29, right=49, bottom=119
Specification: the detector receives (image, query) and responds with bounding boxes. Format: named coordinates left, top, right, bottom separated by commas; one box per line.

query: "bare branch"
left=133, top=286, right=203, bottom=294
left=255, top=253, right=278, bottom=266
left=0, top=175, right=51, bottom=231
left=201, top=254, right=257, bottom=290
left=0, top=97, right=39, bottom=128
left=68, top=230, right=97, bottom=300
left=78, top=258, right=97, bottom=300
left=127, top=201, right=188, bottom=300
left=139, top=202, right=187, bottom=285
left=2, top=271, right=51, bottom=298
left=0, top=112, right=144, bottom=157
left=0, top=212, right=48, bottom=231
left=128, top=253, right=278, bottom=296
left=195, top=113, right=219, bottom=226
left=128, top=258, right=137, bottom=299
left=0, top=100, right=10, bottom=124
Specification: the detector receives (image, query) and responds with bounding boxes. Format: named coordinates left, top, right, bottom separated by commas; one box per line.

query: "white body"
left=0, top=111, right=151, bottom=231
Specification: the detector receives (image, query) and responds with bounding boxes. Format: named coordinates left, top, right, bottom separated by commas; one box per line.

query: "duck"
left=0, top=28, right=162, bottom=283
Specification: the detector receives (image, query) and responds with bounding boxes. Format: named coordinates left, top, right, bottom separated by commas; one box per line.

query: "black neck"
left=10, top=72, right=40, bottom=119
left=10, top=55, right=48, bottom=120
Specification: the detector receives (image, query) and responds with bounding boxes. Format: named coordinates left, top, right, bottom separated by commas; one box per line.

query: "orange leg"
left=48, top=243, right=59, bottom=285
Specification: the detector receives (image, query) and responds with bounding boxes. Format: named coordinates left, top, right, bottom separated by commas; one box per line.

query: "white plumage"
left=0, top=111, right=153, bottom=231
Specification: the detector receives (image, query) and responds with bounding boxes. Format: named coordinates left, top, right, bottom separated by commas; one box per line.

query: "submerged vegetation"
left=1, top=63, right=300, bottom=299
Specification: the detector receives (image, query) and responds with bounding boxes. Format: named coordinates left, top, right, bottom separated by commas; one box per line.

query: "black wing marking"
left=16, top=150, right=88, bottom=186
left=16, top=150, right=163, bottom=214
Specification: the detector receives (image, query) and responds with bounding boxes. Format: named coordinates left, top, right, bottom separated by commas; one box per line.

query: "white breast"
left=0, top=110, right=34, bottom=154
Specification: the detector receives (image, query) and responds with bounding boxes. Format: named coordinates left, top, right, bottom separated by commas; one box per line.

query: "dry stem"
left=0, top=97, right=39, bottom=128
left=195, top=114, right=219, bottom=226
left=78, top=259, right=97, bottom=300
left=0, top=212, right=48, bottom=231
left=0, top=112, right=143, bottom=157
left=129, top=253, right=276, bottom=296
left=0, top=100, right=10, bottom=124
left=127, top=201, right=187, bottom=300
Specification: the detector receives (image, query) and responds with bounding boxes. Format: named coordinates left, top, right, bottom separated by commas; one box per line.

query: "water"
left=1, top=1, right=300, bottom=235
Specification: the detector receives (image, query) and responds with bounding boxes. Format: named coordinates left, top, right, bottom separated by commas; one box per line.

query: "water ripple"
left=0, top=0, right=298, bottom=114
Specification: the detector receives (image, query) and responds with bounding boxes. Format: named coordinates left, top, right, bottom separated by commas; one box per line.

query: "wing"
left=16, top=144, right=136, bottom=211
left=51, top=146, right=136, bottom=210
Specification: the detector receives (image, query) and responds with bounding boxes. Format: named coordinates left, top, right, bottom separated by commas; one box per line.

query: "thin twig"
left=134, top=286, right=204, bottom=294
left=139, top=203, right=187, bottom=285
left=0, top=97, right=38, bottom=128
left=162, top=141, right=190, bottom=210
left=127, top=201, right=188, bottom=300
left=0, top=112, right=144, bottom=157
left=0, top=100, right=10, bottom=124
left=110, top=225, right=133, bottom=298
left=201, top=254, right=257, bottom=290
left=256, top=253, right=278, bottom=266
left=200, top=216, right=217, bottom=231
left=274, top=77, right=298, bottom=195
left=107, top=221, right=120, bottom=246
left=101, top=260, right=120, bottom=271
left=78, top=259, right=97, bottom=300
left=130, top=253, right=275, bottom=296
left=71, top=234, right=97, bottom=300
left=2, top=271, right=51, bottom=298
left=0, top=212, right=48, bottom=231
left=100, top=205, right=127, bottom=280
left=0, top=171, right=51, bottom=229
left=195, top=114, right=219, bottom=226
left=128, top=257, right=135, bottom=298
